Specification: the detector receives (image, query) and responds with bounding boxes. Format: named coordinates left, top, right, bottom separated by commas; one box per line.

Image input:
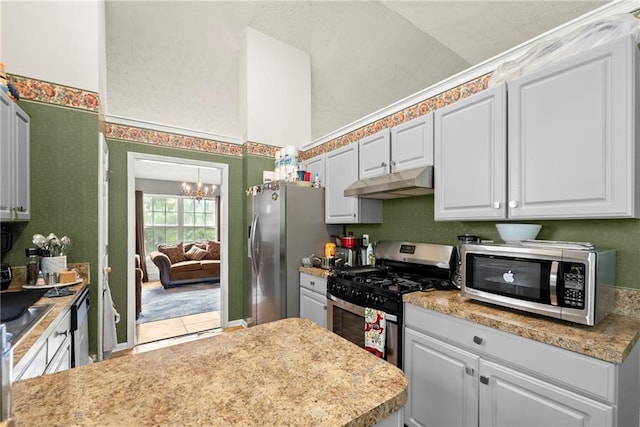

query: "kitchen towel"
left=364, top=307, right=386, bottom=358
left=102, top=280, right=120, bottom=358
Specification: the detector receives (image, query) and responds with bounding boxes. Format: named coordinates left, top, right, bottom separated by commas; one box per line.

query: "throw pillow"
left=158, top=242, right=185, bottom=264
left=185, top=245, right=208, bottom=261
left=206, top=240, right=221, bottom=260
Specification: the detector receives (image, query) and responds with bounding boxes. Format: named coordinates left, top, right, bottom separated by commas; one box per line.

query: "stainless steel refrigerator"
left=248, top=183, right=340, bottom=326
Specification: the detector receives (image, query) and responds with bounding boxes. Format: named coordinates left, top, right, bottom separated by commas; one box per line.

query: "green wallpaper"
left=347, top=195, right=640, bottom=289
left=106, top=140, right=246, bottom=341
left=1, top=100, right=101, bottom=351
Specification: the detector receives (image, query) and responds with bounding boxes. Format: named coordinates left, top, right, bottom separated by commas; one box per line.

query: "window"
left=143, top=195, right=217, bottom=254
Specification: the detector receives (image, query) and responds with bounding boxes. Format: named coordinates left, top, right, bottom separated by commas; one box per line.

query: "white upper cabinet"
left=435, top=35, right=639, bottom=221
left=508, top=35, right=639, bottom=219
left=358, top=129, right=390, bottom=179
left=303, top=154, right=324, bottom=185
left=325, top=143, right=382, bottom=224
left=0, top=91, right=30, bottom=221
left=434, top=84, right=507, bottom=221
left=359, top=114, right=434, bottom=180
left=390, top=114, right=434, bottom=173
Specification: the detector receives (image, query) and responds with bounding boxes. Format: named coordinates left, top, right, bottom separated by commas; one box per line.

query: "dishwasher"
left=71, top=287, right=90, bottom=368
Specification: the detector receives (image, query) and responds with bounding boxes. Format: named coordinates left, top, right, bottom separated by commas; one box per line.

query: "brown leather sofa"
left=150, top=241, right=221, bottom=289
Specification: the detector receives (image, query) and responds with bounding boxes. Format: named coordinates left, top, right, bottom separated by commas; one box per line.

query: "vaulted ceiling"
left=106, top=1, right=608, bottom=143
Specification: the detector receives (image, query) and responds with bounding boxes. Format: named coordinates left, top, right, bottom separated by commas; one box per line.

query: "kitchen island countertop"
left=405, top=290, right=640, bottom=364
left=12, top=318, right=407, bottom=426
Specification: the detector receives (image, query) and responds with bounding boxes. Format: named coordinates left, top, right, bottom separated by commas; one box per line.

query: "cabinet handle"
left=508, top=200, right=518, bottom=208
left=56, top=330, right=68, bottom=337
left=480, top=375, right=489, bottom=385
left=323, top=305, right=327, bottom=310
left=473, top=336, right=483, bottom=345
left=381, top=162, right=387, bottom=167
left=310, top=281, right=315, bottom=286
left=465, top=367, right=475, bottom=376
left=492, top=202, right=501, bottom=209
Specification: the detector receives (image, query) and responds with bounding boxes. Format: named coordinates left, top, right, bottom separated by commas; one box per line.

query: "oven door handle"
left=327, top=294, right=397, bottom=323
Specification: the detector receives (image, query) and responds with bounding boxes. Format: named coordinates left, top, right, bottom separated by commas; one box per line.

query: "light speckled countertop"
left=299, top=266, right=333, bottom=278
left=2, top=263, right=90, bottom=370
left=404, top=290, right=640, bottom=364
left=12, top=318, right=407, bottom=426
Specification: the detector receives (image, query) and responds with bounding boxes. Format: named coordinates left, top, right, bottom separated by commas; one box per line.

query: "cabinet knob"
left=104, top=266, right=112, bottom=273
left=473, top=336, right=483, bottom=345
left=508, top=200, right=518, bottom=208
left=323, top=305, right=327, bottom=311
left=492, top=202, right=501, bottom=209
left=465, top=367, right=475, bottom=376
left=480, top=375, right=489, bottom=385
left=310, top=281, right=315, bottom=286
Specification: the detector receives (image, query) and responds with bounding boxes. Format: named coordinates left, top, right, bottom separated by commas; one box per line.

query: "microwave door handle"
left=550, top=261, right=559, bottom=306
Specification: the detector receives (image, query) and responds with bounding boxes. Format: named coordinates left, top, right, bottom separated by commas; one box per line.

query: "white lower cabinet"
left=404, top=304, right=639, bottom=427
left=479, top=359, right=613, bottom=427
left=299, top=273, right=327, bottom=328
left=15, top=309, right=72, bottom=381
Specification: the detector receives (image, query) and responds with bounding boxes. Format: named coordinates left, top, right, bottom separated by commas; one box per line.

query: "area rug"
left=138, top=282, right=220, bottom=324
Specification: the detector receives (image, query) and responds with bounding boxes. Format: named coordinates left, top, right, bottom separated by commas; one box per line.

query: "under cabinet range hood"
left=343, top=166, right=434, bottom=199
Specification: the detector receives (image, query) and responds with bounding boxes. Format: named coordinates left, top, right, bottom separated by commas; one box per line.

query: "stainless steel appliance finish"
left=1, top=325, right=11, bottom=422
left=248, top=183, right=340, bottom=325
left=2, top=304, right=54, bottom=346
left=327, top=240, right=455, bottom=369
left=343, top=166, right=434, bottom=199
left=71, top=287, right=90, bottom=367
left=461, top=242, right=615, bottom=326
left=334, top=246, right=365, bottom=267
left=327, top=296, right=399, bottom=366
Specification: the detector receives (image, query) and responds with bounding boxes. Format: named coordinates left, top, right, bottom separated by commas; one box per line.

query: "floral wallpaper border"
left=8, top=74, right=100, bottom=112
left=300, top=73, right=491, bottom=162
left=104, top=123, right=244, bottom=157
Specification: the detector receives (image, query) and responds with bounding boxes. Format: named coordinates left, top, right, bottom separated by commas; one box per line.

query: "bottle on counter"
left=366, top=243, right=375, bottom=266
left=313, top=173, right=321, bottom=188
left=26, top=248, right=39, bottom=286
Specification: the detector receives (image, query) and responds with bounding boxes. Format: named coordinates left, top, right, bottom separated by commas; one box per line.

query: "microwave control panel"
left=561, top=263, right=585, bottom=309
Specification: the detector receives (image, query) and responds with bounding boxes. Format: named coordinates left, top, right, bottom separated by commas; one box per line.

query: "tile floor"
left=135, top=280, right=221, bottom=346
left=136, top=310, right=221, bottom=345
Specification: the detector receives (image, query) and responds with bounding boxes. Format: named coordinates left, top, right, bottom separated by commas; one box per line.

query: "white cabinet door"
left=479, top=359, right=614, bottom=427
left=404, top=328, right=479, bottom=427
left=326, top=144, right=359, bottom=223
left=325, top=144, right=382, bottom=224
left=0, top=92, right=13, bottom=220
left=359, top=129, right=390, bottom=179
left=304, top=154, right=324, bottom=185
left=508, top=35, right=638, bottom=219
left=300, top=287, right=327, bottom=328
left=391, top=114, right=434, bottom=173
left=0, top=91, right=30, bottom=221
left=434, top=84, right=507, bottom=221
left=13, top=104, right=30, bottom=220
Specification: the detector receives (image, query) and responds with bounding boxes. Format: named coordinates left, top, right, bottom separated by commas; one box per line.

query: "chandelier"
left=181, top=168, right=214, bottom=201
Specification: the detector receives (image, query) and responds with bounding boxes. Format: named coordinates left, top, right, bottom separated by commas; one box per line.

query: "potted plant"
left=32, top=233, right=72, bottom=274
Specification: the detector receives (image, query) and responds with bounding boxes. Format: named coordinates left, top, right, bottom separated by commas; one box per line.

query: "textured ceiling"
left=106, top=1, right=608, bottom=142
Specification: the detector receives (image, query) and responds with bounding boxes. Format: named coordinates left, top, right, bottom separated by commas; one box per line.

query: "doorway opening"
left=127, top=153, right=229, bottom=348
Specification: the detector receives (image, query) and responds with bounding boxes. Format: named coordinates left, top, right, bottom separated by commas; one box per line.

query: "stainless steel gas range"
left=327, top=241, right=456, bottom=369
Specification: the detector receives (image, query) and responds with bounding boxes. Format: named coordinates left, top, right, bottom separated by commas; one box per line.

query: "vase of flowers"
left=32, top=233, right=72, bottom=274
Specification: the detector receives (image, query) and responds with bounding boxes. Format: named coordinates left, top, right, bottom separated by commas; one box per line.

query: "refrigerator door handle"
left=250, top=213, right=260, bottom=275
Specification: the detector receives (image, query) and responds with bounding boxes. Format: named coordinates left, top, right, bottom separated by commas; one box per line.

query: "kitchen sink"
left=3, top=304, right=54, bottom=345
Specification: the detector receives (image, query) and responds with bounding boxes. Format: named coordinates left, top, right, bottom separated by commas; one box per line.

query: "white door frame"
left=97, top=133, right=108, bottom=360
left=125, top=152, right=229, bottom=349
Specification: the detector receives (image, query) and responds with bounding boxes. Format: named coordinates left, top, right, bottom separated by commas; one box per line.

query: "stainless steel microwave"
left=460, top=242, right=615, bottom=326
